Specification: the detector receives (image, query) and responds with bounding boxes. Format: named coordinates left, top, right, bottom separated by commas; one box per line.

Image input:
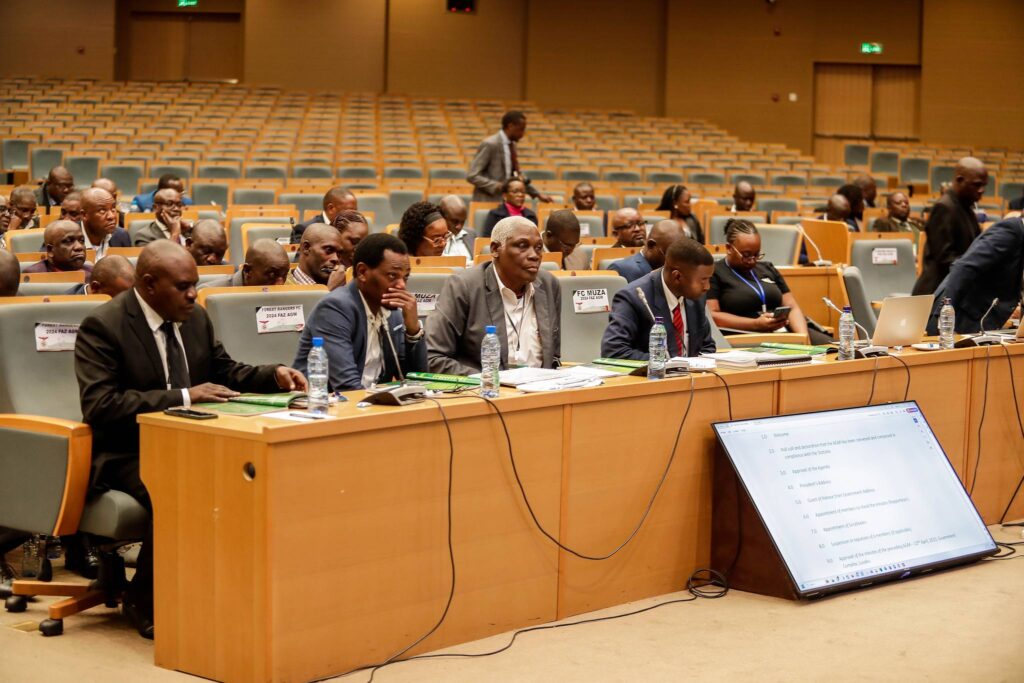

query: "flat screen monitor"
left=713, top=402, right=996, bottom=598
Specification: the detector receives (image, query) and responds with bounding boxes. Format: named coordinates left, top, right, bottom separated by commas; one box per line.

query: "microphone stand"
left=954, top=298, right=1004, bottom=347
left=822, top=297, right=888, bottom=357
left=799, top=225, right=832, bottom=267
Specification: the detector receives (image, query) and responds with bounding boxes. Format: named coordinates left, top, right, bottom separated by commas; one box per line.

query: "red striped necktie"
left=671, top=303, right=685, bottom=356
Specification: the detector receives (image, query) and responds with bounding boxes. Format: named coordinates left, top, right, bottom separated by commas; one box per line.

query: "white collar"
left=358, top=290, right=387, bottom=326
left=498, top=130, right=510, bottom=146
left=322, top=211, right=330, bottom=225
left=492, top=264, right=533, bottom=302
left=134, top=289, right=170, bottom=332
left=449, top=228, right=467, bottom=241
left=82, top=225, right=109, bottom=250
left=660, top=269, right=682, bottom=312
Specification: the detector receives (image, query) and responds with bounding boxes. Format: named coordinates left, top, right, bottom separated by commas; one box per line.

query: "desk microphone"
left=636, top=287, right=658, bottom=323
left=955, top=297, right=1003, bottom=347
left=798, top=225, right=832, bottom=267
left=821, top=297, right=887, bottom=357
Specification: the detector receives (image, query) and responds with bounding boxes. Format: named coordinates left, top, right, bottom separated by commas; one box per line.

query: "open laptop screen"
left=713, top=402, right=996, bottom=597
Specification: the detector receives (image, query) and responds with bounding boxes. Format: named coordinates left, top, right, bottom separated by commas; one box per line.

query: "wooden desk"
left=140, top=347, right=1024, bottom=682
left=777, top=266, right=844, bottom=329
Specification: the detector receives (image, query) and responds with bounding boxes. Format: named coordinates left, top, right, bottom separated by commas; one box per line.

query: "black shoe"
left=122, top=600, right=154, bottom=640
left=0, top=558, right=15, bottom=584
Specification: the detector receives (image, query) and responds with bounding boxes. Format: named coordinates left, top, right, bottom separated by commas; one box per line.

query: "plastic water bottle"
left=481, top=325, right=501, bottom=398
left=20, top=536, right=41, bottom=578
left=838, top=306, right=856, bottom=361
left=648, top=316, right=668, bottom=380
left=938, top=298, right=956, bottom=349
left=306, top=336, right=329, bottom=414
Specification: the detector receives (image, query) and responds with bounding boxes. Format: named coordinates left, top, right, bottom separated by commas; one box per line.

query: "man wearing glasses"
left=133, top=188, right=193, bottom=247
left=610, top=220, right=684, bottom=283
left=34, top=167, right=75, bottom=213
left=610, top=207, right=647, bottom=248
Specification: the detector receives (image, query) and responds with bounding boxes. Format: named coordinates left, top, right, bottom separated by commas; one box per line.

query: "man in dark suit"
left=542, top=209, right=587, bottom=271
left=873, top=191, right=925, bottom=238
left=602, top=237, right=717, bottom=359
left=66, top=255, right=135, bottom=296
left=610, top=207, right=647, bottom=247
left=130, top=174, right=194, bottom=212
left=133, top=188, right=192, bottom=247
left=438, top=195, right=477, bottom=266
left=467, top=111, right=552, bottom=204
left=294, top=233, right=427, bottom=390
left=198, top=239, right=289, bottom=290
left=426, top=216, right=561, bottom=374
left=33, top=166, right=75, bottom=213
left=74, top=241, right=307, bottom=638
left=184, top=219, right=227, bottom=266
left=926, top=217, right=1024, bottom=335
left=610, top=220, right=684, bottom=283
left=80, top=188, right=131, bottom=259
left=24, top=220, right=93, bottom=275
left=289, top=186, right=357, bottom=244
left=913, top=157, right=989, bottom=295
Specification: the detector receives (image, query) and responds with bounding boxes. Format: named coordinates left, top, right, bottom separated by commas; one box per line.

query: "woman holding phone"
left=707, top=219, right=829, bottom=343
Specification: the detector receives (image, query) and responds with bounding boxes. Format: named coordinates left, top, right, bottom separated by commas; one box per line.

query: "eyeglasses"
left=424, top=235, right=448, bottom=247
left=154, top=202, right=184, bottom=209
left=727, top=244, right=765, bottom=261
left=618, top=220, right=646, bottom=230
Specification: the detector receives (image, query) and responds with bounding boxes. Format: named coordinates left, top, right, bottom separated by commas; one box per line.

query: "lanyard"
left=728, top=265, right=767, bottom=312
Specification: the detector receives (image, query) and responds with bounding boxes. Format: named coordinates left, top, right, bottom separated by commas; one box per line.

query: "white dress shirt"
left=134, top=289, right=191, bottom=406
left=492, top=267, right=542, bottom=368
left=155, top=220, right=187, bottom=245
left=442, top=229, right=473, bottom=266
left=661, top=270, right=687, bottom=357
left=82, top=226, right=111, bottom=260
left=359, top=291, right=388, bottom=388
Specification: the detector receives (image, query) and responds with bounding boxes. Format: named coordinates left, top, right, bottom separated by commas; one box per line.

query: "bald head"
left=853, top=174, right=877, bottom=207
left=91, top=178, right=119, bottom=198
left=87, top=255, right=135, bottom=297
left=733, top=182, right=756, bottom=211
left=45, top=166, right=74, bottom=204
left=43, top=220, right=87, bottom=271
left=952, top=157, right=989, bottom=204
left=323, top=186, right=357, bottom=221
left=242, top=238, right=290, bottom=286
left=826, top=194, right=851, bottom=222
left=136, top=241, right=198, bottom=322
left=185, top=219, right=227, bottom=266
left=611, top=207, right=645, bottom=247
left=299, top=223, right=343, bottom=284
left=543, top=209, right=581, bottom=260
left=0, top=249, right=19, bottom=296
left=81, top=187, right=113, bottom=210
left=439, top=194, right=468, bottom=236
left=645, top=220, right=684, bottom=269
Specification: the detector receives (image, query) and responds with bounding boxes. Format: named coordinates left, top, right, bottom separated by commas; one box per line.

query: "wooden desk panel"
left=777, top=266, right=843, bottom=329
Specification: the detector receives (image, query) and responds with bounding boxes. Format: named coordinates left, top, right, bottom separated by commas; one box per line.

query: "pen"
left=289, top=412, right=325, bottom=420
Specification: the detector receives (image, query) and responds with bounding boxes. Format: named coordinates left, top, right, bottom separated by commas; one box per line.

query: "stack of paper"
left=703, top=350, right=812, bottom=369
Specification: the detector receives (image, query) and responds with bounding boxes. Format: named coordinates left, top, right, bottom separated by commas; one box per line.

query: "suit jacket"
left=293, top=280, right=428, bottom=391
left=133, top=221, right=171, bottom=247
left=425, top=262, right=560, bottom=375
left=108, top=227, right=132, bottom=248
left=481, top=204, right=539, bottom=238
left=561, top=246, right=589, bottom=271
left=913, top=191, right=981, bottom=295
left=34, top=185, right=60, bottom=212
left=23, top=260, right=93, bottom=275
left=466, top=132, right=540, bottom=203
left=927, top=218, right=1024, bottom=335
left=197, top=269, right=245, bottom=290
left=608, top=251, right=654, bottom=283
left=290, top=214, right=325, bottom=244
left=130, top=190, right=194, bottom=212
left=75, top=290, right=281, bottom=460
left=601, top=268, right=716, bottom=359
left=873, top=216, right=924, bottom=236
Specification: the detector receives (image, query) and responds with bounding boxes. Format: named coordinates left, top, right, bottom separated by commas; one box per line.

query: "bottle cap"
left=654, top=316, right=663, bottom=324
left=485, top=325, right=497, bottom=334
left=842, top=306, right=851, bottom=313
left=312, top=336, right=324, bottom=347
left=943, top=297, right=951, bottom=305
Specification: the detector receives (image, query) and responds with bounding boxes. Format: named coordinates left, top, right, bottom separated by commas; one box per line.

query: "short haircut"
left=62, top=191, right=83, bottom=205
left=837, top=183, right=863, bottom=206
left=501, top=111, right=526, bottom=129
left=501, top=176, right=526, bottom=194
left=667, top=237, right=714, bottom=268
left=10, top=186, right=35, bottom=204
left=545, top=209, right=580, bottom=235
left=331, top=209, right=368, bottom=233
left=491, top=216, right=538, bottom=246
left=157, top=174, right=181, bottom=189
left=724, top=218, right=758, bottom=243
left=397, top=200, right=442, bottom=255
left=353, top=232, right=407, bottom=269
left=88, top=254, right=134, bottom=285
left=323, top=185, right=354, bottom=208
left=573, top=182, right=594, bottom=194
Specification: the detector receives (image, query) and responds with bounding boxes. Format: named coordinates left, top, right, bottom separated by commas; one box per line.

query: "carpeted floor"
left=3, top=526, right=1022, bottom=682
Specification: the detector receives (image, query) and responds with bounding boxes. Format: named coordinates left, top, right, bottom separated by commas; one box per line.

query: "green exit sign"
left=178, top=0, right=197, bottom=6
left=861, top=42, right=883, bottom=55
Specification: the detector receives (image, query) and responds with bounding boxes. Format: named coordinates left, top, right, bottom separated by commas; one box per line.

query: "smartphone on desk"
left=164, top=407, right=218, bottom=420
left=772, top=306, right=791, bottom=320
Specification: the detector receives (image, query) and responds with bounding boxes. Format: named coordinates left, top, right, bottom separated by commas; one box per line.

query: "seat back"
left=389, top=189, right=426, bottom=224
left=900, top=157, right=930, bottom=184
left=552, top=272, right=628, bottom=362
left=192, top=182, right=229, bottom=207
left=406, top=272, right=451, bottom=322
left=870, top=151, right=899, bottom=176
left=278, top=193, right=324, bottom=214
left=202, top=287, right=328, bottom=366
left=228, top=217, right=293, bottom=266
left=841, top=266, right=878, bottom=338
left=233, top=187, right=277, bottom=205
left=242, top=224, right=292, bottom=253
left=101, top=164, right=144, bottom=194
left=848, top=239, right=917, bottom=302
left=706, top=304, right=732, bottom=350
left=196, top=163, right=241, bottom=179
left=7, top=227, right=46, bottom=254
left=757, top=225, right=802, bottom=266
left=756, top=198, right=798, bottom=220
left=931, top=165, right=956, bottom=193
left=150, top=163, right=192, bottom=180
left=707, top=213, right=768, bottom=244
left=30, top=147, right=64, bottom=179
left=2, top=138, right=31, bottom=170
left=66, top=155, right=101, bottom=187
left=844, top=143, right=870, bottom=167
left=352, top=193, right=393, bottom=229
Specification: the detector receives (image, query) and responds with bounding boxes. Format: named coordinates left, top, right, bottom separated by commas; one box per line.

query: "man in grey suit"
left=197, top=239, right=290, bottom=290
left=543, top=209, right=587, bottom=271
left=466, top=111, right=552, bottom=204
left=610, top=220, right=684, bottom=283
left=426, top=216, right=560, bottom=375
left=133, top=188, right=192, bottom=247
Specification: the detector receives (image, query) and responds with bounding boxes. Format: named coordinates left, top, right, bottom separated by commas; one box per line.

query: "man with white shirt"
left=293, top=233, right=427, bottom=390
left=426, top=216, right=561, bottom=375
left=542, top=209, right=587, bottom=270
left=289, top=186, right=358, bottom=244
left=75, top=240, right=306, bottom=639
left=133, top=188, right=192, bottom=246
left=467, top=111, right=552, bottom=204
left=601, top=237, right=716, bottom=359
left=80, top=187, right=131, bottom=259
left=439, top=195, right=477, bottom=266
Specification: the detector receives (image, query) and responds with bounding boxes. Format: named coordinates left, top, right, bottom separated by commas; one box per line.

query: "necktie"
left=160, top=321, right=190, bottom=389
left=509, top=140, right=520, bottom=177
left=671, top=304, right=685, bottom=356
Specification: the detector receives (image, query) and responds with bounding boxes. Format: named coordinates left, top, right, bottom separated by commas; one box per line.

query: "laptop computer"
left=870, top=295, right=934, bottom=348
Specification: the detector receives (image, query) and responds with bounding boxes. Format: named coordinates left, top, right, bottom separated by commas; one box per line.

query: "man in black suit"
left=80, top=188, right=131, bottom=259
left=601, top=238, right=717, bottom=359
left=289, top=186, right=357, bottom=244
left=34, top=166, right=75, bottom=213
left=74, top=241, right=307, bottom=638
left=609, top=220, right=684, bottom=283
left=913, top=157, right=988, bottom=295
left=467, top=111, right=552, bottom=204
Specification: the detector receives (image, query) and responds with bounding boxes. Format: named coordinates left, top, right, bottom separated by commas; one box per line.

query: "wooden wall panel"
left=814, top=64, right=873, bottom=137
left=872, top=66, right=920, bottom=140
left=0, top=0, right=116, bottom=80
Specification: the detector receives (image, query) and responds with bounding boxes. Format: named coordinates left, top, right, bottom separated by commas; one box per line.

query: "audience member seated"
left=873, top=191, right=924, bottom=238
left=92, top=178, right=126, bottom=227
left=571, top=182, right=597, bottom=211
left=199, top=239, right=289, bottom=289
left=467, top=110, right=551, bottom=203
left=426, top=216, right=561, bottom=374
left=0, top=248, right=18, bottom=296
left=610, top=219, right=684, bottom=283
left=66, top=255, right=136, bottom=296
left=836, top=184, right=864, bottom=231
left=24, top=220, right=92, bottom=275
left=481, top=179, right=539, bottom=238
left=439, top=195, right=476, bottom=266
left=134, top=188, right=192, bottom=247
left=74, top=240, right=306, bottom=638
left=397, top=201, right=449, bottom=257
left=81, top=188, right=131, bottom=259
left=656, top=185, right=704, bottom=242
left=731, top=181, right=756, bottom=212
left=185, top=219, right=227, bottom=266
left=823, top=193, right=851, bottom=223
left=324, top=210, right=370, bottom=290
left=610, top=207, right=646, bottom=247
left=543, top=209, right=587, bottom=270
left=0, top=196, right=9, bottom=250
left=913, top=157, right=988, bottom=296
left=854, top=174, right=878, bottom=209
left=706, top=219, right=827, bottom=344
left=287, top=223, right=342, bottom=285
left=8, top=185, right=40, bottom=230
left=294, top=233, right=427, bottom=391
left=34, top=166, right=75, bottom=212
left=926, top=216, right=1024, bottom=334
left=60, top=191, right=84, bottom=223
left=289, top=186, right=357, bottom=244
left=130, top=174, right=193, bottom=212
left=601, top=237, right=716, bottom=359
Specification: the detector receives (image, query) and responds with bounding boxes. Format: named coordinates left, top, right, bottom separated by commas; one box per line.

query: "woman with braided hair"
left=397, top=201, right=449, bottom=257
left=656, top=184, right=704, bottom=244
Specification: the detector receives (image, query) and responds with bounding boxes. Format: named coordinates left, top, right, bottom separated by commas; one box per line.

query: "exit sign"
left=178, top=0, right=197, bottom=6
left=861, top=42, right=883, bottom=55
